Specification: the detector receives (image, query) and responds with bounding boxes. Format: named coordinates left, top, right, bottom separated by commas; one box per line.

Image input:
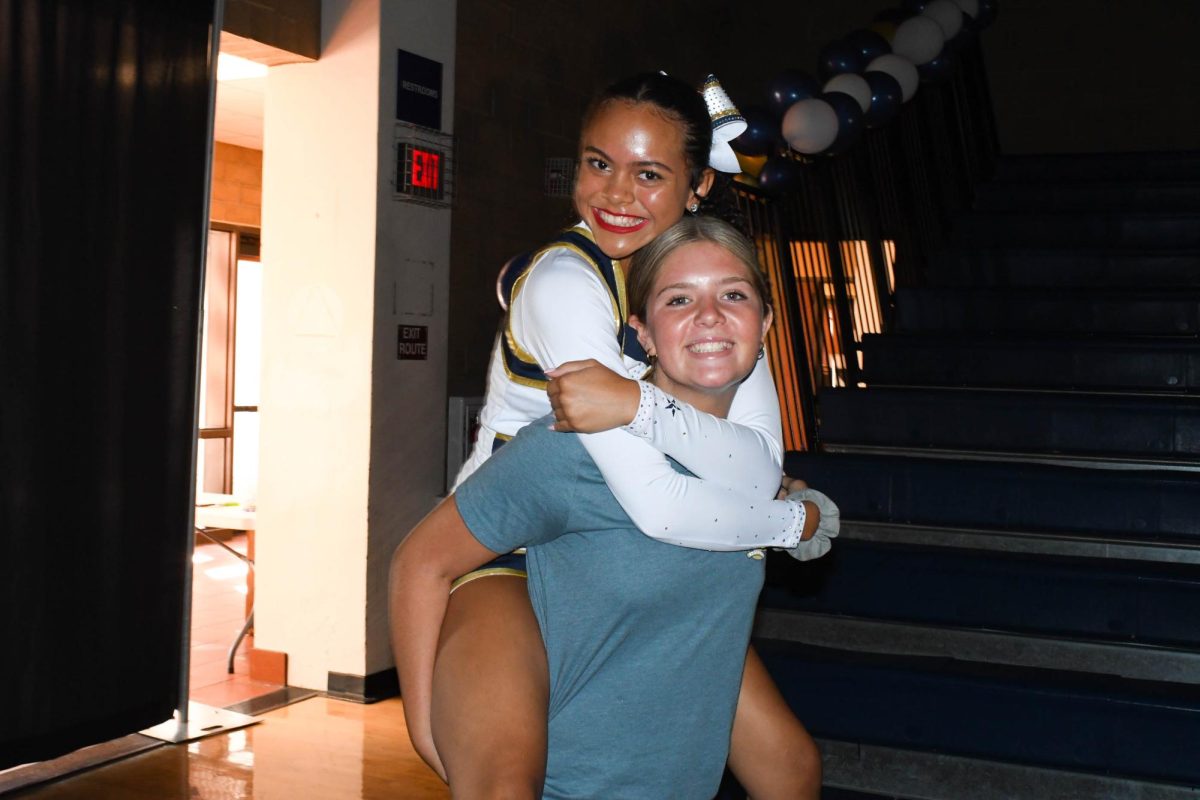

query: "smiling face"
left=573, top=101, right=713, bottom=261
left=629, top=240, right=772, bottom=417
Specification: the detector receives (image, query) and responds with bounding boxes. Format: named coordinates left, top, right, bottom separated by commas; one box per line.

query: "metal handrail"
left=737, top=39, right=1000, bottom=450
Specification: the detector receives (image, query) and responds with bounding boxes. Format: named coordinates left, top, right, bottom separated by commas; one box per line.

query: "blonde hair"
left=626, top=216, right=771, bottom=322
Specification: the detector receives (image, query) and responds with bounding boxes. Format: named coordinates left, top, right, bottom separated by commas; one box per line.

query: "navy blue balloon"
left=757, top=156, right=805, bottom=194
left=731, top=105, right=781, bottom=157
left=767, top=70, right=821, bottom=119
left=901, top=0, right=931, bottom=13
left=943, top=11, right=975, bottom=52
left=843, top=29, right=891, bottom=62
left=918, top=50, right=956, bottom=83
left=862, top=71, right=903, bottom=128
left=817, top=40, right=867, bottom=82
left=958, top=12, right=980, bottom=40
left=977, top=0, right=998, bottom=28
left=821, top=91, right=865, bottom=155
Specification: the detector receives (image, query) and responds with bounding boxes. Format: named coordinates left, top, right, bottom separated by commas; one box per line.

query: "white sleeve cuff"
left=785, top=488, right=841, bottom=562
left=622, top=380, right=657, bottom=439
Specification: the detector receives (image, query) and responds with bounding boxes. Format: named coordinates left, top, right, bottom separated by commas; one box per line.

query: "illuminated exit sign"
left=392, top=121, right=452, bottom=208
left=397, top=143, right=445, bottom=202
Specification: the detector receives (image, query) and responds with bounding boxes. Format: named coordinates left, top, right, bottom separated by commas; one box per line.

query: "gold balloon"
left=868, top=20, right=896, bottom=42
left=734, top=172, right=760, bottom=188
left=735, top=152, right=768, bottom=178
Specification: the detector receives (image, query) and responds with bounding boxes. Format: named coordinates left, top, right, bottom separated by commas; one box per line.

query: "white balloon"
left=923, top=0, right=963, bottom=38
left=953, top=0, right=979, bottom=18
left=782, top=98, right=839, bottom=155
left=823, top=73, right=871, bottom=114
left=891, top=15, right=945, bottom=65
left=866, top=54, right=919, bottom=103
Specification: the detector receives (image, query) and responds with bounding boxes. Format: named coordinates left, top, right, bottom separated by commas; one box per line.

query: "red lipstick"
left=591, top=208, right=649, bottom=234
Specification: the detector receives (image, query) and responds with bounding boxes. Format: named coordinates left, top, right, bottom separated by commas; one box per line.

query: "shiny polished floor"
left=13, top=696, right=449, bottom=799
left=189, top=532, right=280, bottom=707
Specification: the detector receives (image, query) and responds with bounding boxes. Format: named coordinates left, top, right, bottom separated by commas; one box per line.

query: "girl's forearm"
left=389, top=544, right=451, bottom=779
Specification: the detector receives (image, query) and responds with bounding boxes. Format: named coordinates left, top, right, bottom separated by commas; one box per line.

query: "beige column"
left=256, top=0, right=455, bottom=692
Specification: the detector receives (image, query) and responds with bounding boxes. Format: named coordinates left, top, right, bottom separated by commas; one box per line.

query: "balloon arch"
left=731, top=0, right=997, bottom=192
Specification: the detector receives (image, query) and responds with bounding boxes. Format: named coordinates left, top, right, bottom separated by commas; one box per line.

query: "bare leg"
left=727, top=646, right=822, bottom=800
left=431, top=575, right=549, bottom=799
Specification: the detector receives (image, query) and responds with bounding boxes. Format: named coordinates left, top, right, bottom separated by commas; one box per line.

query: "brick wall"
left=210, top=142, right=263, bottom=229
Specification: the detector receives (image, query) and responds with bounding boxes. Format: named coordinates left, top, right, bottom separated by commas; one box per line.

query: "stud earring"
left=687, top=201, right=700, bottom=214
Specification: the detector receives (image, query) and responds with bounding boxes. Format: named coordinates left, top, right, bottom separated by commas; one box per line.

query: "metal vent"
left=544, top=157, right=576, bottom=198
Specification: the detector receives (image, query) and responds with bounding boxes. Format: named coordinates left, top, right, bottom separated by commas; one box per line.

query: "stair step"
left=860, top=334, right=1200, bottom=391
left=760, top=539, right=1200, bottom=650
left=783, top=452, right=1200, bottom=543
left=816, top=739, right=1200, bottom=800
left=973, top=181, right=1200, bottom=213
left=818, top=786, right=918, bottom=800
left=993, top=152, right=1200, bottom=183
left=819, top=387, right=1200, bottom=461
left=928, top=249, right=1200, bottom=288
left=836, top=520, right=1200, bottom=566
left=893, top=286, right=1200, bottom=335
left=950, top=212, right=1200, bottom=249
left=756, top=639, right=1200, bottom=786
left=756, top=610, right=1200, bottom=686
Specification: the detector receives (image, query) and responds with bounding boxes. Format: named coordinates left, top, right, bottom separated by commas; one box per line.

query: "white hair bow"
left=701, top=74, right=746, bottom=173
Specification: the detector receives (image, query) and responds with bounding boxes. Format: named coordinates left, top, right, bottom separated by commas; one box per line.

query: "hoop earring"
left=757, top=345, right=765, bottom=360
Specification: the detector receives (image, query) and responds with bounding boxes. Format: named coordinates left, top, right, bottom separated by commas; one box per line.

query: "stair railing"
left=738, top=38, right=999, bottom=450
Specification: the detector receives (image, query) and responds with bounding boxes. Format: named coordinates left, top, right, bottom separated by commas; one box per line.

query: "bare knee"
left=443, top=737, right=544, bottom=800
left=730, top=648, right=823, bottom=800
left=778, top=730, right=822, bottom=800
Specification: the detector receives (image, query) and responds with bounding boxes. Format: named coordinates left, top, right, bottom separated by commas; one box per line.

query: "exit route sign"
left=397, top=324, right=429, bottom=360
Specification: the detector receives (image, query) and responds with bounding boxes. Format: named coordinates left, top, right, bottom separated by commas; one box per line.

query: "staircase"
left=758, top=152, right=1200, bottom=798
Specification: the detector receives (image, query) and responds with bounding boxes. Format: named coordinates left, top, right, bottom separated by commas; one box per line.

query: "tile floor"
left=187, top=532, right=281, bottom=708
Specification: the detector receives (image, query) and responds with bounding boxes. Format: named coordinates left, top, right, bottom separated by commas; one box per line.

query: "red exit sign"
left=399, top=143, right=444, bottom=201
left=411, top=148, right=440, bottom=189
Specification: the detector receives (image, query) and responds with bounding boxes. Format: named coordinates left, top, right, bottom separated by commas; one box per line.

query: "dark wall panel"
left=448, top=1, right=1200, bottom=395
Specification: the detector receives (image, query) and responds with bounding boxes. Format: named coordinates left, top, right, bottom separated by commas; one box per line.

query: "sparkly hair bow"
left=701, top=74, right=746, bottom=173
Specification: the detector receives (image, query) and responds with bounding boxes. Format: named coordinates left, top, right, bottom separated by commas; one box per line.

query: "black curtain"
left=0, top=0, right=216, bottom=767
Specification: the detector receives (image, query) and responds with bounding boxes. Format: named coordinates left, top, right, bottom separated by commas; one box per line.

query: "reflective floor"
left=14, top=696, right=449, bottom=799
left=189, top=532, right=281, bottom=708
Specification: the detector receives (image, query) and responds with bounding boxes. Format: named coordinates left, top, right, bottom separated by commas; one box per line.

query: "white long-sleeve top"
left=456, top=225, right=807, bottom=551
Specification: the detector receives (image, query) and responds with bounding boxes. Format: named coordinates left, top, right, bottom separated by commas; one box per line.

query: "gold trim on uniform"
left=450, top=566, right=527, bottom=593
left=501, top=360, right=550, bottom=390
left=506, top=241, right=622, bottom=356
left=613, top=258, right=630, bottom=324
left=504, top=264, right=540, bottom=364
left=501, top=227, right=625, bottom=391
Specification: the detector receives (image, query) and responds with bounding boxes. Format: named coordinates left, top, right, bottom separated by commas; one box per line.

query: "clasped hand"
left=545, top=359, right=640, bottom=433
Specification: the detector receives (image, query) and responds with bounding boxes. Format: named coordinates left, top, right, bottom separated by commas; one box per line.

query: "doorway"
left=191, top=224, right=270, bottom=706
left=189, top=50, right=273, bottom=707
